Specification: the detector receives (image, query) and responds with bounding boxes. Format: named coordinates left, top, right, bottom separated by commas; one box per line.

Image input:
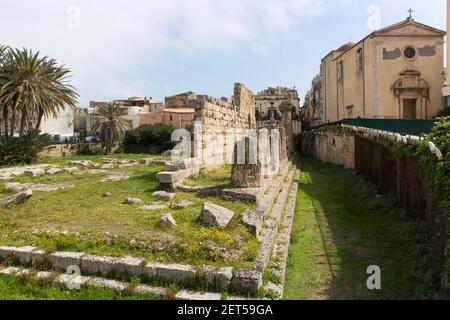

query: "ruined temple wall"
left=192, top=83, right=257, bottom=168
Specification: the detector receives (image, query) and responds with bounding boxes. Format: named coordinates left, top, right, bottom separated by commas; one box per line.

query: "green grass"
left=0, top=156, right=258, bottom=268
left=284, top=157, right=438, bottom=300
left=185, top=165, right=232, bottom=188
left=0, top=275, right=160, bottom=300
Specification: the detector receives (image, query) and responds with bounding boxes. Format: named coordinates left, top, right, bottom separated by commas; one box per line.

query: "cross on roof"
left=407, top=8, right=414, bottom=20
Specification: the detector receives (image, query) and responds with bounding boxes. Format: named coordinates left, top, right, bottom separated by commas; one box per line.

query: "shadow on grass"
left=285, top=156, right=436, bottom=300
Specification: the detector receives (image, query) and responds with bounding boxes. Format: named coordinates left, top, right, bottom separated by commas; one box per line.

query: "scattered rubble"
left=0, top=190, right=33, bottom=207
left=153, top=191, right=175, bottom=202
left=123, top=198, right=143, bottom=205
left=159, top=214, right=177, bottom=229
left=200, top=203, right=234, bottom=229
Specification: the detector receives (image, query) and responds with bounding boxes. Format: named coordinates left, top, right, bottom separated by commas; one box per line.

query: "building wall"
left=319, top=20, right=445, bottom=123
left=41, top=107, right=75, bottom=137
left=163, top=112, right=194, bottom=129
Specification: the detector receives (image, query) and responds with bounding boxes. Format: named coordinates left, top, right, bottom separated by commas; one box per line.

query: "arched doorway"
left=392, top=70, right=430, bottom=119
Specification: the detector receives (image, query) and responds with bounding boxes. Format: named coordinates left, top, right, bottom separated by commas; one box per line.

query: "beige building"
left=316, top=17, right=445, bottom=124
left=255, top=87, right=300, bottom=121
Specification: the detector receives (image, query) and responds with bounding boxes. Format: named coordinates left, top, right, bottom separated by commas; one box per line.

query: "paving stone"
left=81, top=255, right=119, bottom=276
left=152, top=191, right=175, bottom=201
left=176, top=290, right=222, bottom=301
left=48, top=252, right=85, bottom=271
left=200, top=203, right=234, bottom=229
left=159, top=214, right=177, bottom=229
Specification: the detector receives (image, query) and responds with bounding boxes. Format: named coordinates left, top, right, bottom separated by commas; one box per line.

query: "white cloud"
left=0, top=0, right=348, bottom=103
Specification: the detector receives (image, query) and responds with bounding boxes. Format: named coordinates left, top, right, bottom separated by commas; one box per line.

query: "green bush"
left=0, top=131, right=52, bottom=165
left=123, top=124, right=176, bottom=154
left=416, top=116, right=450, bottom=292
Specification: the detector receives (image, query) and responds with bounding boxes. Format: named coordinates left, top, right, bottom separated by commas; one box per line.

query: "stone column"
left=279, top=101, right=294, bottom=155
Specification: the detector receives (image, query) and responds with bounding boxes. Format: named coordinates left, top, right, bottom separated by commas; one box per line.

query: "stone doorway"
left=403, top=99, right=417, bottom=119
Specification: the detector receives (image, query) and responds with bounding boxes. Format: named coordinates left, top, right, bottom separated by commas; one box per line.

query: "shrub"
left=123, top=123, right=176, bottom=154
left=0, top=131, right=52, bottom=165
left=416, top=116, right=450, bottom=292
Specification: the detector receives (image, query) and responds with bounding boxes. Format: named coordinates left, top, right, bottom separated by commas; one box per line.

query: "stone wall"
left=302, top=132, right=355, bottom=169
left=191, top=83, right=257, bottom=168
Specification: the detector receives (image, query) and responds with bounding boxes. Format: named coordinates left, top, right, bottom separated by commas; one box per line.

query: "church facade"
left=305, top=17, right=446, bottom=125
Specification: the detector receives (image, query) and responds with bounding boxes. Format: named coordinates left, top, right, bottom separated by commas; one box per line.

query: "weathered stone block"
left=200, top=266, right=233, bottom=291
left=48, top=252, right=85, bottom=271
left=200, top=203, right=234, bottom=229
left=155, top=263, right=196, bottom=283
left=115, top=256, right=145, bottom=277
left=241, top=209, right=264, bottom=237
left=153, top=191, right=175, bottom=201
left=159, top=214, right=177, bottom=229
left=25, top=169, right=45, bottom=177
left=0, top=190, right=33, bottom=208
left=230, top=269, right=262, bottom=295
left=81, top=255, right=119, bottom=276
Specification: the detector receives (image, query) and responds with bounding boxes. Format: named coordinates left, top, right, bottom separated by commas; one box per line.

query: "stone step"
left=253, top=166, right=296, bottom=274
left=0, top=264, right=246, bottom=300
left=263, top=167, right=300, bottom=299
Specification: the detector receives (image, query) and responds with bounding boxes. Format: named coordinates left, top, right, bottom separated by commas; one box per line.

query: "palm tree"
left=92, top=103, right=131, bottom=154
left=0, top=47, right=78, bottom=137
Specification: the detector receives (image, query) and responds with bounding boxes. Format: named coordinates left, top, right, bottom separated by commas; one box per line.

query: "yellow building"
left=318, top=17, right=445, bottom=123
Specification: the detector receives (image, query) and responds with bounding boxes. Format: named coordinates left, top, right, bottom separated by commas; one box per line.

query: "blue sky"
left=0, top=0, right=446, bottom=106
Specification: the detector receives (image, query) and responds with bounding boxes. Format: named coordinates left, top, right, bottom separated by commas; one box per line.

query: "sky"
left=0, top=0, right=446, bottom=106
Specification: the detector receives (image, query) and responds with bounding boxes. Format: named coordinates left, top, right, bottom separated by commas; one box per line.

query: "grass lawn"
left=0, top=155, right=258, bottom=268
left=0, top=275, right=160, bottom=300
left=185, top=165, right=233, bottom=188
left=284, top=157, right=437, bottom=300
